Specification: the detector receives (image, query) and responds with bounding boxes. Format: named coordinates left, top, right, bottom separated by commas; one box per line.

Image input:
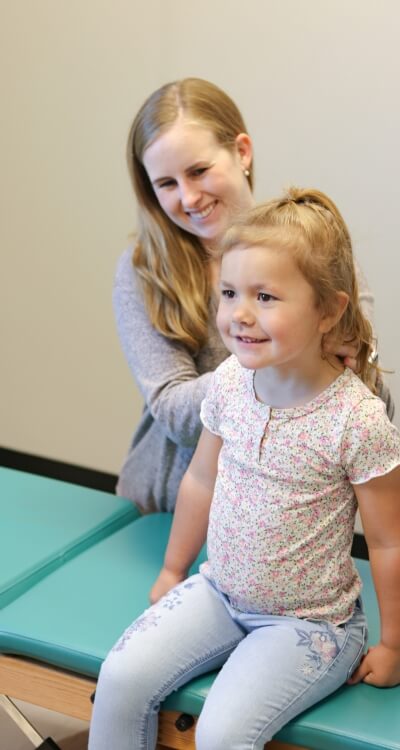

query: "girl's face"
left=217, top=244, right=332, bottom=376
left=142, top=118, right=254, bottom=249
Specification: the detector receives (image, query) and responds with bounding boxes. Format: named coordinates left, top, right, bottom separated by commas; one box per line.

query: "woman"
left=114, top=77, right=392, bottom=512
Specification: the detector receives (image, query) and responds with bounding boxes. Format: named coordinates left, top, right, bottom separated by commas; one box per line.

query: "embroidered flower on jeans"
left=160, top=580, right=199, bottom=610
left=111, top=580, right=200, bottom=650
left=296, top=626, right=340, bottom=673
left=112, top=610, right=162, bottom=651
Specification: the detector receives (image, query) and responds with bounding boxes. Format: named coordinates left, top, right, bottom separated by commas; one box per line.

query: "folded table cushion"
left=0, top=468, right=139, bottom=608
left=0, top=514, right=206, bottom=676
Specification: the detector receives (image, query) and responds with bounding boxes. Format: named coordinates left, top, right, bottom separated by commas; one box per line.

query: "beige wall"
left=1, top=0, right=399, bottom=478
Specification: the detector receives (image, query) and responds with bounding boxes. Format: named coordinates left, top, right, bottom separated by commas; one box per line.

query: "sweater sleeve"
left=113, top=249, right=215, bottom=448
left=354, top=257, right=375, bottom=328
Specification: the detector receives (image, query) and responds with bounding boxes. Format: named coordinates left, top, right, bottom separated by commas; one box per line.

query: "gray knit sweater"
left=113, top=248, right=393, bottom=512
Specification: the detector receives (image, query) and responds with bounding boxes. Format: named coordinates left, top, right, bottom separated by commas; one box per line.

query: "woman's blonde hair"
left=221, top=187, right=377, bottom=391
left=127, top=78, right=252, bottom=352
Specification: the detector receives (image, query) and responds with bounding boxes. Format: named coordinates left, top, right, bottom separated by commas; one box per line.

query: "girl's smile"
left=235, top=334, right=270, bottom=345
left=217, top=244, right=343, bottom=401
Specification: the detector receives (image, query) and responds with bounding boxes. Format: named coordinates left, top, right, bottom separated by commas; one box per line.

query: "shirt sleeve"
left=341, top=396, right=400, bottom=484
left=113, top=249, right=214, bottom=448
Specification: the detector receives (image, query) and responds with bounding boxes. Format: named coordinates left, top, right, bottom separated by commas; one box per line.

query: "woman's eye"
left=221, top=289, right=235, bottom=299
left=258, top=292, right=275, bottom=302
left=191, top=167, right=208, bottom=177
left=158, top=179, right=176, bottom=189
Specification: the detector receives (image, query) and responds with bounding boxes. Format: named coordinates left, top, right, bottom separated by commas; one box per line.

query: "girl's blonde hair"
left=221, top=187, right=377, bottom=391
left=127, top=78, right=253, bottom=352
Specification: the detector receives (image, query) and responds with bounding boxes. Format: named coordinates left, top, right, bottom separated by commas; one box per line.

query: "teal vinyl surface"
left=0, top=515, right=205, bottom=674
left=0, top=467, right=139, bottom=608
left=0, top=506, right=399, bottom=749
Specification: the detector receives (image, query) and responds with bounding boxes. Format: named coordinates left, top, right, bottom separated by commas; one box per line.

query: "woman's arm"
left=326, top=259, right=394, bottom=419
left=113, top=250, right=225, bottom=447
left=355, top=257, right=375, bottom=327
left=324, top=257, right=373, bottom=368
left=350, top=465, right=400, bottom=686
left=150, top=427, right=222, bottom=603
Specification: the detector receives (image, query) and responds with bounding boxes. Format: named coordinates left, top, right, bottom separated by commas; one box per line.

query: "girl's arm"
left=150, top=427, right=222, bottom=603
left=350, top=465, right=400, bottom=686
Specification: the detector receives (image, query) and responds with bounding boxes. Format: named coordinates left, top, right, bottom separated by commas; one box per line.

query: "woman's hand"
left=324, top=338, right=359, bottom=373
left=149, top=567, right=186, bottom=604
left=348, top=643, right=400, bottom=687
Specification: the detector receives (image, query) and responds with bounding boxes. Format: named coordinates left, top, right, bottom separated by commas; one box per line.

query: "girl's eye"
left=258, top=292, right=276, bottom=302
left=221, top=289, right=235, bottom=299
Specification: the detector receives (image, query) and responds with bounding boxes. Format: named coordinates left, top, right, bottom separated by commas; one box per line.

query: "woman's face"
left=142, top=117, right=254, bottom=248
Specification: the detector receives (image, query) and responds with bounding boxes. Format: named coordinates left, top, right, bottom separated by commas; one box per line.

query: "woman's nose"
left=179, top=180, right=201, bottom=209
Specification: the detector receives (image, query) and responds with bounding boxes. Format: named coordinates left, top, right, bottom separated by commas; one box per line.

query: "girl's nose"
left=232, top=305, right=254, bottom=325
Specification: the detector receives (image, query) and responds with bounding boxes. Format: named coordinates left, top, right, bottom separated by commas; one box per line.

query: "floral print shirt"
left=200, top=356, right=400, bottom=624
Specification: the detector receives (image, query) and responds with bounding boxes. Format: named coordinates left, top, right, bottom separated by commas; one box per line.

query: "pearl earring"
left=243, top=168, right=250, bottom=177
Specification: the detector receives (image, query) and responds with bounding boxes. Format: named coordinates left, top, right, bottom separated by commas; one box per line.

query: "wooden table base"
left=0, top=654, right=306, bottom=750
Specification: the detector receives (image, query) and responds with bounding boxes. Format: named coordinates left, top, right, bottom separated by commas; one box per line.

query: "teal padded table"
left=0, top=467, right=140, bottom=608
left=0, top=470, right=399, bottom=750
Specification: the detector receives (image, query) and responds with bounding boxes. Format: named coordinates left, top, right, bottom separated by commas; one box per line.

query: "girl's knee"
left=196, top=708, right=269, bottom=750
left=97, top=646, right=155, bottom=699
left=195, top=711, right=236, bottom=750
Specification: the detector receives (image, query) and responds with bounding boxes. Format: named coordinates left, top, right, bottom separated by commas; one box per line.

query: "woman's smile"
left=143, top=118, right=253, bottom=247
left=186, top=199, right=219, bottom=222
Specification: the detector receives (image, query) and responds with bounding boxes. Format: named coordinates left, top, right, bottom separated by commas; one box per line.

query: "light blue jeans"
left=88, top=574, right=367, bottom=750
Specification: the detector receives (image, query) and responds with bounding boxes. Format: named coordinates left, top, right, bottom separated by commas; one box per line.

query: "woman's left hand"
left=324, top=338, right=359, bottom=373
left=347, top=643, right=400, bottom=687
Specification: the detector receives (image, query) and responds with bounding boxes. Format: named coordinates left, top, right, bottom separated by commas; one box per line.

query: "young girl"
left=89, top=188, right=400, bottom=750
left=114, top=77, right=393, bottom=513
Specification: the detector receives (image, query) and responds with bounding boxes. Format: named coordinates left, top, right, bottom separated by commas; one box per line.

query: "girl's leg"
left=196, top=603, right=367, bottom=750
left=88, top=574, right=244, bottom=750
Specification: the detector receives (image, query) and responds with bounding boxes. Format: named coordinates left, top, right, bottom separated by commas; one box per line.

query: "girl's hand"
left=324, top=338, right=359, bottom=373
left=149, top=567, right=186, bottom=604
left=348, top=644, right=400, bottom=687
